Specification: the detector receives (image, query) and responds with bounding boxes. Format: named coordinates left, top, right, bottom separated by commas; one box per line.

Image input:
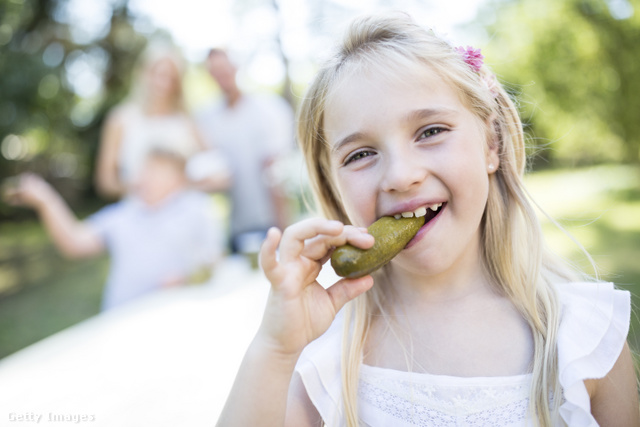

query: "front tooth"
left=414, top=206, right=427, bottom=217
left=430, top=203, right=441, bottom=211
left=401, top=211, right=413, bottom=218
left=394, top=214, right=402, bottom=219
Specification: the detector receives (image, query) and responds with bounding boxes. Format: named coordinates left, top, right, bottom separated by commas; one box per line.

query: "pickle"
left=331, top=215, right=426, bottom=278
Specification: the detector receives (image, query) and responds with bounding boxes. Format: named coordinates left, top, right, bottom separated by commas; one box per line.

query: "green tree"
left=0, top=0, right=147, bottom=219
left=483, top=0, right=639, bottom=166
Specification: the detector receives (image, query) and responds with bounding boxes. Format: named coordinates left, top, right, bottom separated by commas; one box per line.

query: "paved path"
left=0, top=256, right=274, bottom=426
left=0, top=255, right=343, bottom=426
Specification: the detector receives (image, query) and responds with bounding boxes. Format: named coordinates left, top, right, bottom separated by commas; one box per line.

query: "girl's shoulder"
left=555, top=281, right=631, bottom=424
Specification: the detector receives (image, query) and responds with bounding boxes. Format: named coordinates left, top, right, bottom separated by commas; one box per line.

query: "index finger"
left=278, top=218, right=344, bottom=263
left=301, top=225, right=374, bottom=262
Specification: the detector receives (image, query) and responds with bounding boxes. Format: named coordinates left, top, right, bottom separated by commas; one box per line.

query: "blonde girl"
left=217, top=13, right=639, bottom=427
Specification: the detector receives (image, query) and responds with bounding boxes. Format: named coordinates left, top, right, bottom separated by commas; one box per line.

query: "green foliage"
left=0, top=217, right=107, bottom=359
left=0, top=0, right=149, bottom=338
left=0, top=0, right=147, bottom=219
left=525, top=164, right=640, bottom=347
left=484, top=0, right=640, bottom=166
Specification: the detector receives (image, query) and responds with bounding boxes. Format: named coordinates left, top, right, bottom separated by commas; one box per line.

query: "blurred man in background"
left=196, top=49, right=295, bottom=255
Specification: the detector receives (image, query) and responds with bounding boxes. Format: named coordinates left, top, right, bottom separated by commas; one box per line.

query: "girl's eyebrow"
left=331, top=107, right=458, bottom=152
left=405, top=107, right=458, bottom=124
left=332, top=131, right=367, bottom=153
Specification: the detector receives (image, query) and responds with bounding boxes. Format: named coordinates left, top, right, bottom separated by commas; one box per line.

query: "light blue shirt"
left=87, top=190, right=221, bottom=310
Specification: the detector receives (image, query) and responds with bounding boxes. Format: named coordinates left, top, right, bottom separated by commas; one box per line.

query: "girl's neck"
left=367, top=255, right=533, bottom=377
left=386, top=249, right=493, bottom=308
left=385, top=275, right=497, bottom=322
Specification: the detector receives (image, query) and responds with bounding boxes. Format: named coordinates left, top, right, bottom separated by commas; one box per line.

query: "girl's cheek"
left=337, top=178, right=375, bottom=225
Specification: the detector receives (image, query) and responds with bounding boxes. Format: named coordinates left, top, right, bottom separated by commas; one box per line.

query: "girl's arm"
left=286, top=368, right=324, bottom=426
left=216, top=220, right=374, bottom=427
left=95, top=110, right=126, bottom=199
left=587, top=341, right=640, bottom=426
left=5, top=174, right=104, bottom=259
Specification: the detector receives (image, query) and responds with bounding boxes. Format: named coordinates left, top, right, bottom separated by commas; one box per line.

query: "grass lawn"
left=0, top=222, right=107, bottom=359
left=0, top=164, right=638, bottom=359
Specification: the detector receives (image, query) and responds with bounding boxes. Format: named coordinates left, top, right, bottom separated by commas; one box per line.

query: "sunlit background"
left=0, top=0, right=639, bottom=423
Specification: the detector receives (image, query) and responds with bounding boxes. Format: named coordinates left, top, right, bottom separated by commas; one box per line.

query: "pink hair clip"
left=455, top=45, right=484, bottom=73
left=456, top=45, right=499, bottom=98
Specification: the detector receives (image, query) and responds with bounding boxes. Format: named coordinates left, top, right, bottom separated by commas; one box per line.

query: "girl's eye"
left=344, top=150, right=374, bottom=165
left=419, top=126, right=447, bottom=139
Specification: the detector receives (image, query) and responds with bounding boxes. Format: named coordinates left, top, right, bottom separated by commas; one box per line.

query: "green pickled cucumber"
left=331, top=215, right=426, bottom=279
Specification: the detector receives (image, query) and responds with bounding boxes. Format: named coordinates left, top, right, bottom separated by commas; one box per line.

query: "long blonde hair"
left=297, top=13, right=580, bottom=427
left=127, top=41, right=187, bottom=112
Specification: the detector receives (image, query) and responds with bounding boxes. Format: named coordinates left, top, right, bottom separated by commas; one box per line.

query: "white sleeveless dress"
left=294, top=282, right=630, bottom=426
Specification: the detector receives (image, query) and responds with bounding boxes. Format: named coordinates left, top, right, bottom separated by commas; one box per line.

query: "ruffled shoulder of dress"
left=294, top=310, right=346, bottom=427
left=556, top=281, right=631, bottom=426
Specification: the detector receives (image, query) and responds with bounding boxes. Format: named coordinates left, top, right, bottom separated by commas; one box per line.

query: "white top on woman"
left=117, top=104, right=202, bottom=185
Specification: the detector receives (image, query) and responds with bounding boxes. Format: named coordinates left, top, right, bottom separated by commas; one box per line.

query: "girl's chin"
left=390, top=256, right=442, bottom=279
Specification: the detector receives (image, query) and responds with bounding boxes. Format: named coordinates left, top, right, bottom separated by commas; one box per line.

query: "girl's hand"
left=257, top=218, right=374, bottom=357
left=2, top=174, right=57, bottom=209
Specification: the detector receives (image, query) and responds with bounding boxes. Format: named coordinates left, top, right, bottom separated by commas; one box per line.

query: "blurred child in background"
left=4, top=146, right=226, bottom=311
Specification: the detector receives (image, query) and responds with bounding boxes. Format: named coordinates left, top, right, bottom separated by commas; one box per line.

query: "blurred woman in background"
left=95, top=42, right=207, bottom=200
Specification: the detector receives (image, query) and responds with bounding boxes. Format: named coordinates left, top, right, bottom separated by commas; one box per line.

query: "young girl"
left=217, top=13, right=639, bottom=426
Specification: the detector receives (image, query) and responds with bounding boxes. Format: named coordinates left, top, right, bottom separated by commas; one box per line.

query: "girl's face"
left=324, top=66, right=499, bottom=277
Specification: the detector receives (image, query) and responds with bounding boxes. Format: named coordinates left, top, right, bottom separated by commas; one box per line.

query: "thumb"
left=259, top=227, right=282, bottom=283
left=326, top=275, right=374, bottom=313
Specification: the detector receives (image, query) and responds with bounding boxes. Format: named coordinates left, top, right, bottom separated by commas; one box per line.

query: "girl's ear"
left=486, top=144, right=499, bottom=174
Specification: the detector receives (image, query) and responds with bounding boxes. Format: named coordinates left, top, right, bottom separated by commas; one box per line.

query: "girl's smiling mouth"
left=397, top=202, right=446, bottom=249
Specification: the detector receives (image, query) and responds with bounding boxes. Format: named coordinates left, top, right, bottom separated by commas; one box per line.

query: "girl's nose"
left=380, top=145, right=428, bottom=193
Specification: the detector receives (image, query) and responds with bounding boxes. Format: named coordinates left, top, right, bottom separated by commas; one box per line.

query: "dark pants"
left=230, top=229, right=270, bottom=254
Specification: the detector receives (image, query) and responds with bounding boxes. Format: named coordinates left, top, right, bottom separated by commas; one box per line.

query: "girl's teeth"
left=394, top=204, right=442, bottom=219
left=414, top=207, right=427, bottom=217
